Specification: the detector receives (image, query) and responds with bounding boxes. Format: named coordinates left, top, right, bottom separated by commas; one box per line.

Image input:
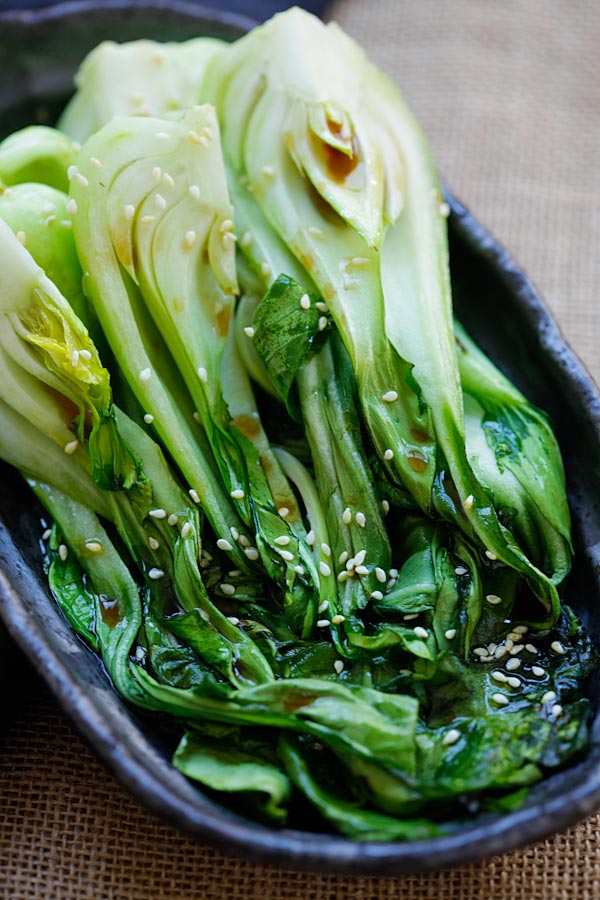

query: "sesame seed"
left=280, top=550, right=294, bottom=561
left=375, top=567, right=387, bottom=584
left=58, top=544, right=68, bottom=561
left=64, top=440, right=79, bottom=455
left=42, top=528, right=52, bottom=541
left=154, top=193, right=167, bottom=210
left=354, top=565, right=369, bottom=576
left=486, top=594, right=502, bottom=605
left=227, top=616, right=240, bottom=625
left=74, top=173, right=88, bottom=187
left=243, top=326, right=255, bottom=338
left=79, top=349, right=92, bottom=361
left=67, top=165, right=77, bottom=180
left=141, top=215, right=155, bottom=225
left=525, top=643, right=537, bottom=654
left=455, top=566, right=468, bottom=576
left=494, top=646, right=507, bottom=659
left=382, top=390, right=398, bottom=403
left=514, top=625, right=529, bottom=634
left=350, top=256, right=370, bottom=267
left=443, top=729, right=460, bottom=746
left=84, top=540, right=102, bottom=553
left=189, top=489, right=200, bottom=504
left=135, top=646, right=146, bottom=660
left=506, top=658, right=521, bottom=671
left=70, top=350, right=79, bottom=367
left=355, top=512, right=366, bottom=528
left=189, top=185, right=201, bottom=200
left=491, top=693, right=509, bottom=706
left=278, top=507, right=290, bottom=518
left=155, top=131, right=170, bottom=141
left=316, top=619, right=330, bottom=628
left=338, top=551, right=349, bottom=565
left=485, top=550, right=498, bottom=560
left=509, top=644, right=524, bottom=655
left=261, top=165, right=275, bottom=178
left=148, top=537, right=160, bottom=550
left=261, top=261, right=272, bottom=278
left=165, top=514, right=177, bottom=527
left=240, top=230, right=252, bottom=248
left=294, top=565, right=305, bottom=575
left=531, top=666, right=545, bottom=677
left=491, top=670, right=507, bottom=683
left=143, top=413, right=154, bottom=424
left=42, top=202, right=55, bottom=214
left=507, top=676, right=521, bottom=688
left=318, top=600, right=329, bottom=614
left=45, top=215, right=56, bottom=226
left=320, top=542, right=331, bottom=558
left=542, top=691, right=557, bottom=704
left=230, top=489, right=245, bottom=500
left=505, top=638, right=514, bottom=651
left=551, top=640, right=565, bottom=655
left=384, top=449, right=394, bottom=460
left=463, top=494, right=474, bottom=510
left=334, top=660, right=344, bottom=674
left=300, top=293, right=311, bottom=310
left=389, top=568, right=399, bottom=578
left=245, top=547, right=259, bottom=560
left=487, top=643, right=498, bottom=654
left=319, top=561, right=331, bottom=577
left=404, top=613, right=419, bottom=621
left=181, top=522, right=192, bottom=539
left=371, top=590, right=384, bottom=600
left=184, top=230, right=196, bottom=249
left=342, top=507, right=352, bottom=525
left=332, top=614, right=345, bottom=625
left=275, top=535, right=290, bottom=546
left=163, top=172, right=175, bottom=188
left=149, top=508, right=166, bottom=519
left=139, top=367, right=152, bottom=382
left=315, top=302, right=329, bottom=312
left=445, top=629, right=457, bottom=640
left=318, top=316, right=328, bottom=331
left=228, top=569, right=241, bottom=578
left=337, top=571, right=349, bottom=583
left=187, top=130, right=201, bottom=144
left=197, top=367, right=208, bottom=383
left=307, top=226, right=324, bottom=237
left=66, top=198, right=77, bottom=215
left=381, top=500, right=390, bottom=514
left=306, top=530, right=315, bottom=545
left=439, top=202, right=450, bottom=217
left=507, top=632, right=521, bottom=641
left=551, top=703, right=563, bottom=717
left=220, top=583, right=236, bottom=596
left=148, top=568, right=164, bottom=580
left=239, top=535, right=250, bottom=547
left=352, top=550, right=365, bottom=566
left=199, top=609, right=210, bottom=622
left=123, top=204, right=135, bottom=220
left=16, top=230, right=26, bottom=245
left=473, top=648, right=488, bottom=657
left=413, top=626, right=428, bottom=639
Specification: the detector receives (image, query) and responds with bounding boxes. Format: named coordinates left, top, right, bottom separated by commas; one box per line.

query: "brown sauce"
left=407, top=452, right=428, bottom=473
left=231, top=413, right=260, bottom=440
left=99, top=595, right=121, bottom=628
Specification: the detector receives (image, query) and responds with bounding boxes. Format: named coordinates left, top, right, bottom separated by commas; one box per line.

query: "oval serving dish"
left=1, top=0, right=600, bottom=875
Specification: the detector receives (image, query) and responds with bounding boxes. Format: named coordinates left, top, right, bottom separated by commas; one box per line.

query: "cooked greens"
left=0, top=8, right=594, bottom=841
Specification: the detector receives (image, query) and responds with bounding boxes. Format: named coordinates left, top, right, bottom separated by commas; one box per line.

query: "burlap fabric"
left=1, top=1, right=600, bottom=897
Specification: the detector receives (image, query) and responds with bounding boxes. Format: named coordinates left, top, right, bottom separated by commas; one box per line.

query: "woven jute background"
left=1, top=0, right=600, bottom=897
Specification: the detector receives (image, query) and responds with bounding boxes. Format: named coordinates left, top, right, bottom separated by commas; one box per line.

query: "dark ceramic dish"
left=1, top=0, right=600, bottom=875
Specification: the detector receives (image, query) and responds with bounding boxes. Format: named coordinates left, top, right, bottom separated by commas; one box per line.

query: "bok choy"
left=0, top=7, right=594, bottom=841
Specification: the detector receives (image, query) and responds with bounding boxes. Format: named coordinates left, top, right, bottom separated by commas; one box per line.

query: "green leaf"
left=174, top=731, right=290, bottom=821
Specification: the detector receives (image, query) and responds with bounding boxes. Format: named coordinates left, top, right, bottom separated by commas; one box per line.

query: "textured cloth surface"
left=2, top=1, right=600, bottom=898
